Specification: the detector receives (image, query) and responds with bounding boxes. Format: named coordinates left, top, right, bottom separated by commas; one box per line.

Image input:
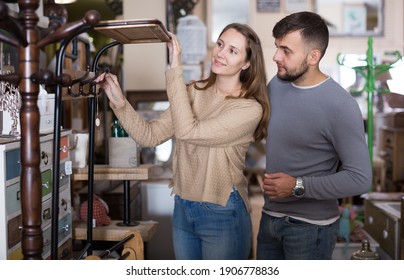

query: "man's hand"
left=261, top=172, right=297, bottom=199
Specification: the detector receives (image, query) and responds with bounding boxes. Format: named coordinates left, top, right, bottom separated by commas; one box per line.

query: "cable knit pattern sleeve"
left=112, top=99, right=174, bottom=148
left=166, top=66, right=262, bottom=147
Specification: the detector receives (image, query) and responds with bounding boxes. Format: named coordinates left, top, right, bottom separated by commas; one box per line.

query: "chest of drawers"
left=0, top=130, right=73, bottom=259
left=381, top=127, right=404, bottom=191
left=364, top=199, right=401, bottom=259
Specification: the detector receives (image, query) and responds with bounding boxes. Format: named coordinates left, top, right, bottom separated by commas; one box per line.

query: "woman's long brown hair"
left=194, top=23, right=270, bottom=141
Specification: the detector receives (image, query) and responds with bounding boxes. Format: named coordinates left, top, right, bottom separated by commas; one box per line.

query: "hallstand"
left=50, top=32, right=109, bottom=259
left=52, top=20, right=170, bottom=258
left=0, top=0, right=101, bottom=259
left=0, top=0, right=170, bottom=259
left=337, top=36, right=402, bottom=191
left=52, top=38, right=142, bottom=257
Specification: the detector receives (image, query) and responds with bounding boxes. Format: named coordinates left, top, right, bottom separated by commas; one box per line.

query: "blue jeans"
left=172, top=191, right=252, bottom=260
left=256, top=212, right=339, bottom=260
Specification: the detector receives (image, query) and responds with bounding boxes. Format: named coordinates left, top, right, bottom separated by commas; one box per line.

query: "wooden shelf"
left=73, top=220, right=158, bottom=242
left=72, top=164, right=154, bottom=181
left=94, top=18, right=171, bottom=44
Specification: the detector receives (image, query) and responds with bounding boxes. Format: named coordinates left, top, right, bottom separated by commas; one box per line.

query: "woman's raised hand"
left=166, top=32, right=182, bottom=68
left=94, top=72, right=126, bottom=109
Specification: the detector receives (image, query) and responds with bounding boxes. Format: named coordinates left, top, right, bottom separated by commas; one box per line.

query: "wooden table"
left=73, top=164, right=158, bottom=258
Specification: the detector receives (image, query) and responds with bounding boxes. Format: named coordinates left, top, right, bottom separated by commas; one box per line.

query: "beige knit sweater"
left=113, top=66, right=262, bottom=210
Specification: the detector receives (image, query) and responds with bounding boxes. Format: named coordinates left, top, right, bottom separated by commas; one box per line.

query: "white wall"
left=252, top=0, right=404, bottom=82
left=123, top=0, right=167, bottom=90
left=123, top=0, right=404, bottom=90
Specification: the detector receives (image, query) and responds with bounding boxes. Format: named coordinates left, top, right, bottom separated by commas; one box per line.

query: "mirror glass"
left=209, top=0, right=249, bottom=44
left=316, top=0, right=384, bottom=36
left=137, top=101, right=173, bottom=164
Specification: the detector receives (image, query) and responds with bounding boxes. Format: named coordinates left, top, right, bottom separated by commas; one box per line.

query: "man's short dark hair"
left=272, top=11, right=329, bottom=58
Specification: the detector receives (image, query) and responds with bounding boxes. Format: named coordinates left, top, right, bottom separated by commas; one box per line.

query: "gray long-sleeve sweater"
left=264, top=76, right=372, bottom=221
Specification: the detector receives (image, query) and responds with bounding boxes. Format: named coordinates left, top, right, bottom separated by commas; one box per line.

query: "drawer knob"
left=59, top=248, right=70, bottom=259
left=42, top=208, right=51, bottom=220
left=382, top=230, right=388, bottom=239
left=61, top=224, right=70, bottom=234
left=60, top=146, right=68, bottom=153
left=368, top=216, right=373, bottom=224
left=41, top=151, right=49, bottom=165
left=61, top=199, right=68, bottom=211
left=59, top=171, right=67, bottom=180
left=42, top=181, right=50, bottom=189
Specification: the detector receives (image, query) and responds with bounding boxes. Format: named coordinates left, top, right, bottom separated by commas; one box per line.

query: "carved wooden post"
left=18, top=0, right=43, bottom=260
left=0, top=0, right=100, bottom=259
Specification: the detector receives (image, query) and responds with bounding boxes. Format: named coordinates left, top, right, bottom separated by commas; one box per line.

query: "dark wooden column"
left=0, top=0, right=100, bottom=259
left=11, top=0, right=100, bottom=259
left=18, top=0, right=43, bottom=260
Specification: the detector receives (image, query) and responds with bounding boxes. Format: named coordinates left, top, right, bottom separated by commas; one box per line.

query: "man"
left=257, top=11, right=372, bottom=260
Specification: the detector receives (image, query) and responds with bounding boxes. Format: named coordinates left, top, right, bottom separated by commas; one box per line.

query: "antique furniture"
left=0, top=130, right=72, bottom=259
left=364, top=192, right=403, bottom=259
left=381, top=126, right=404, bottom=191
left=401, top=197, right=404, bottom=259
left=0, top=0, right=170, bottom=260
left=0, top=0, right=102, bottom=259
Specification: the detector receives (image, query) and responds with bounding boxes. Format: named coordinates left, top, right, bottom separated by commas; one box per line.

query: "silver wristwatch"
left=292, top=177, right=305, bottom=197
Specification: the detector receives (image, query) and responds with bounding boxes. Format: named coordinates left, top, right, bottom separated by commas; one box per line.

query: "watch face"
left=293, top=187, right=305, bottom=197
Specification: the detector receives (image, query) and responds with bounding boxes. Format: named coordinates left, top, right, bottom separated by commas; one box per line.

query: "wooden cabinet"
left=381, top=127, right=404, bottom=191
left=364, top=199, right=401, bottom=259
left=0, top=130, right=73, bottom=259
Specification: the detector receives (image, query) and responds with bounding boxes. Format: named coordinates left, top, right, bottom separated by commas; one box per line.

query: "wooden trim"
left=126, top=90, right=168, bottom=109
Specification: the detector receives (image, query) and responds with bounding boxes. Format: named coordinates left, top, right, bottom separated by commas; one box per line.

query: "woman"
left=95, top=23, right=270, bottom=260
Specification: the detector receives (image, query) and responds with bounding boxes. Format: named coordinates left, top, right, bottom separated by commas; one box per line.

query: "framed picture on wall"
left=285, top=0, right=310, bottom=13
left=343, top=4, right=367, bottom=34
left=256, top=0, right=280, bottom=13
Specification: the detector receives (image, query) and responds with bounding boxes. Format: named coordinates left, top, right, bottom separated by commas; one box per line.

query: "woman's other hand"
left=94, top=72, right=126, bottom=109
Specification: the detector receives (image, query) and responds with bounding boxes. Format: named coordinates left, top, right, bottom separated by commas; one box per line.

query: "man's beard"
left=277, top=59, right=309, bottom=82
